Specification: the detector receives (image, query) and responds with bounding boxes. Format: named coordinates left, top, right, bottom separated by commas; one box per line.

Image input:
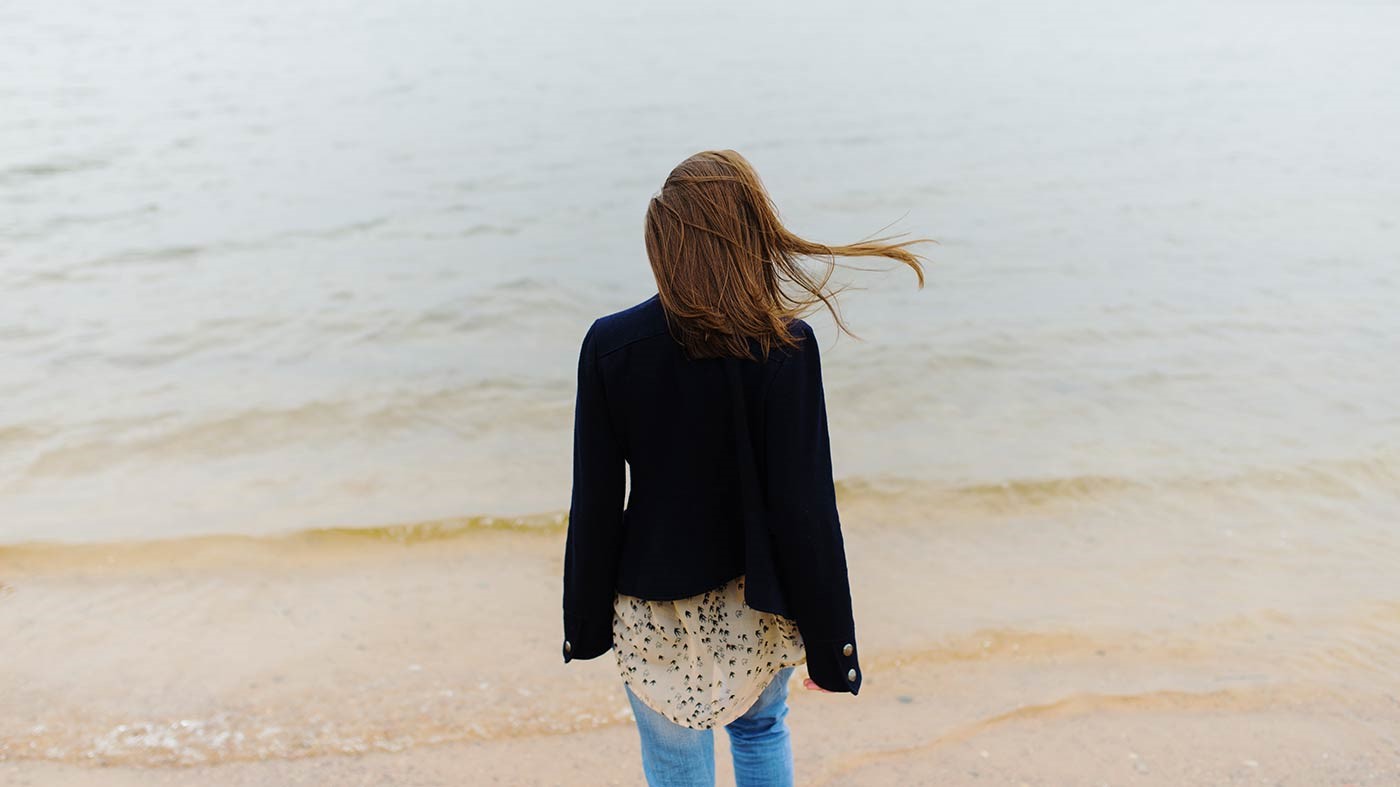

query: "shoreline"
left=4, top=490, right=1399, bottom=782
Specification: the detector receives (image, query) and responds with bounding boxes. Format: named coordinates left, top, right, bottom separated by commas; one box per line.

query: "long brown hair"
left=644, top=149, right=933, bottom=361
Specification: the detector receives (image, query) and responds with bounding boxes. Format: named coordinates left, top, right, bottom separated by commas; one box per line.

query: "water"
left=2, top=0, right=1399, bottom=775
left=3, top=0, right=1394, bottom=544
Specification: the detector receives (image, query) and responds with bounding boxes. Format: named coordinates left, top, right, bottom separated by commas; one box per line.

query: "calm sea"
left=4, top=0, right=1394, bottom=545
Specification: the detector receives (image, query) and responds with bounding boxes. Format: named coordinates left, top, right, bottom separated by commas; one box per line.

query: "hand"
left=802, top=676, right=833, bottom=693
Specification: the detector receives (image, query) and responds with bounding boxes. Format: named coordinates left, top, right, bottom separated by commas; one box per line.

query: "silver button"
left=564, top=640, right=572, bottom=654
left=842, top=643, right=853, bottom=656
left=846, top=668, right=857, bottom=682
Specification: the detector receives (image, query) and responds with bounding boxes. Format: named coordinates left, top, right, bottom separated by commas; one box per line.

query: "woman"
left=561, top=149, right=929, bottom=786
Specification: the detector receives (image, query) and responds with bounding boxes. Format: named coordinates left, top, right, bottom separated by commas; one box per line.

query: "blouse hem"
left=621, top=652, right=808, bottom=730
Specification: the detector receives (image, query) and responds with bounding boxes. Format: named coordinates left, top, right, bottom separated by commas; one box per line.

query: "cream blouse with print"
left=613, top=573, right=807, bottom=730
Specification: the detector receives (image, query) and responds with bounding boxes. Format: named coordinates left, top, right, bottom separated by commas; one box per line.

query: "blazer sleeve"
left=763, top=320, right=863, bottom=695
left=560, top=319, right=627, bottom=663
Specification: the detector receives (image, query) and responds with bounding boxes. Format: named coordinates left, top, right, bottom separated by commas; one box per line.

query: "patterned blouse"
left=612, top=573, right=807, bottom=730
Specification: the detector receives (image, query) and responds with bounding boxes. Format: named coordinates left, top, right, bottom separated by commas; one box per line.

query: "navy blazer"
left=560, top=293, right=862, bottom=695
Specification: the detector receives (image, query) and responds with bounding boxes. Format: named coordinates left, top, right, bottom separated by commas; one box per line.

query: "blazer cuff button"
left=564, top=640, right=572, bottom=654
left=846, top=668, right=857, bottom=682
left=842, top=643, right=853, bottom=656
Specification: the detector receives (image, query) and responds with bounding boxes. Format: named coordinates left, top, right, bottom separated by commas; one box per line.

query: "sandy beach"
left=5, top=482, right=1399, bottom=784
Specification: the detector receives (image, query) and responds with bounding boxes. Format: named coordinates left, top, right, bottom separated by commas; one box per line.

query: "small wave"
left=5, top=454, right=1397, bottom=565
left=0, top=512, right=566, bottom=572
left=0, top=156, right=109, bottom=186
left=3, top=206, right=159, bottom=243
left=307, top=513, right=567, bottom=541
left=460, top=223, right=520, bottom=237
left=15, top=383, right=561, bottom=478
left=941, top=474, right=1149, bottom=507
left=76, top=244, right=204, bottom=271
left=840, top=455, right=1400, bottom=511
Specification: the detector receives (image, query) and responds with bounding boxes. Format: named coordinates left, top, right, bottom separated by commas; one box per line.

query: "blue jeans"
left=623, top=665, right=796, bottom=787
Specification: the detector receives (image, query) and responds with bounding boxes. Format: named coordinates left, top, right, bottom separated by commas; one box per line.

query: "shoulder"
left=773, top=317, right=817, bottom=364
left=786, top=317, right=815, bottom=343
left=583, top=293, right=671, bottom=358
left=760, top=317, right=822, bottom=398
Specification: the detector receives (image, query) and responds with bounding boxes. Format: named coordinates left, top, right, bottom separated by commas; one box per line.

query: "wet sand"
left=4, top=480, right=1399, bottom=784
left=9, top=698, right=1399, bottom=786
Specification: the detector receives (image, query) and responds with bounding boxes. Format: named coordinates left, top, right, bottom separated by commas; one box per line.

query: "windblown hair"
left=644, top=149, right=933, bottom=361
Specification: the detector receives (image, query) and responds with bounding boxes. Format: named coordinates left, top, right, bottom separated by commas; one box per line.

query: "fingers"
left=802, top=677, right=833, bottom=693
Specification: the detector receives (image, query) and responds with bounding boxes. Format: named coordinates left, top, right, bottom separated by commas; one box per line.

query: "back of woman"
left=560, top=149, right=930, bottom=786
